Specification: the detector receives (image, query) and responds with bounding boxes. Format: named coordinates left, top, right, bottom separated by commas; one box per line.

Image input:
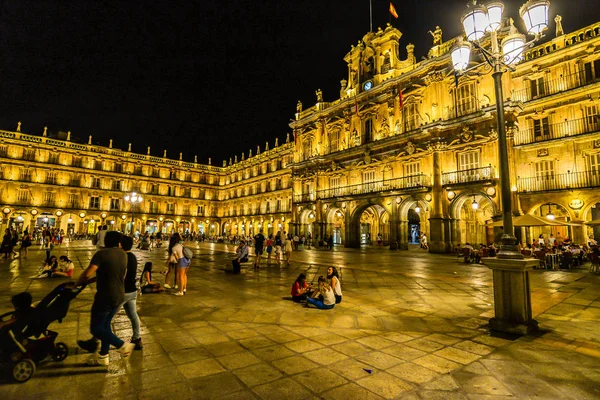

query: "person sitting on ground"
left=30, top=255, right=59, bottom=278
left=140, top=262, right=164, bottom=294
left=306, top=276, right=336, bottom=310
left=327, top=266, right=343, bottom=304
left=232, top=240, right=249, bottom=274
left=291, top=273, right=311, bottom=303
left=52, top=255, right=75, bottom=277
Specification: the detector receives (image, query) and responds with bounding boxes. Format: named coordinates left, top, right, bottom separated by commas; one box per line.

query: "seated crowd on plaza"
left=459, top=232, right=600, bottom=270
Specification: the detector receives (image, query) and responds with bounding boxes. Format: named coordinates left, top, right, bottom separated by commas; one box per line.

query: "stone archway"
left=449, top=192, right=498, bottom=247
left=530, top=202, right=572, bottom=245
left=325, top=206, right=345, bottom=245
left=397, top=196, right=430, bottom=250
left=347, top=200, right=390, bottom=248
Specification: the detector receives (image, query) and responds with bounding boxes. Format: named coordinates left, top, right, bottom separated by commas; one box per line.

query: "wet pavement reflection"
left=0, top=241, right=598, bottom=399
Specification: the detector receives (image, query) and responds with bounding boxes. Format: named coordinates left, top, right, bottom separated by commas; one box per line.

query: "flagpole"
left=369, top=0, right=373, bottom=32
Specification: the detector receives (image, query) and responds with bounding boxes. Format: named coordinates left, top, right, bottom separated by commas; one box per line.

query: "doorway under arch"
left=353, top=204, right=389, bottom=247
left=451, top=194, right=497, bottom=246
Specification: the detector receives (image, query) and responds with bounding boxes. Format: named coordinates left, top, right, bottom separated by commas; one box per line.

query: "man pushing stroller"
left=71, top=231, right=135, bottom=366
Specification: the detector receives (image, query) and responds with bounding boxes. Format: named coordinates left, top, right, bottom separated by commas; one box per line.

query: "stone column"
left=345, top=211, right=360, bottom=248
left=389, top=204, right=400, bottom=250
left=483, top=257, right=539, bottom=335
left=429, top=149, right=449, bottom=253
left=399, top=220, right=409, bottom=250
left=571, top=220, right=585, bottom=245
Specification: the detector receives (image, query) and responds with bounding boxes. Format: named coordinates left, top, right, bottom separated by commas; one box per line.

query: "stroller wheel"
left=52, top=342, right=69, bottom=362
left=12, top=358, right=36, bottom=383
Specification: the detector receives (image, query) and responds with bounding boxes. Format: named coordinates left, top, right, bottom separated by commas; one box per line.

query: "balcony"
left=446, top=98, right=480, bottom=120
left=442, top=166, right=496, bottom=186
left=518, top=170, right=600, bottom=193
left=293, top=193, right=314, bottom=203
left=312, top=174, right=431, bottom=200
left=514, top=117, right=600, bottom=145
left=511, top=71, right=599, bottom=103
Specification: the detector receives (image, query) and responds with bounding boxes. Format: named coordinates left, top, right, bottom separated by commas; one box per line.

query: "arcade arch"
left=449, top=193, right=497, bottom=246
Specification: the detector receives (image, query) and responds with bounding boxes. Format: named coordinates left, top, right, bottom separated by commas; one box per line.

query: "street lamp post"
left=124, top=192, right=143, bottom=236
left=451, top=0, right=550, bottom=334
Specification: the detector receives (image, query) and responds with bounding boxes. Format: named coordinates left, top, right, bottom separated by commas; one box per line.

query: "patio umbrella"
left=487, top=214, right=562, bottom=227
left=585, top=219, right=600, bottom=227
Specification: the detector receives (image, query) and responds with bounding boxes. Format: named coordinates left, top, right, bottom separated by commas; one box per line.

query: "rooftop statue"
left=296, top=100, right=302, bottom=113
left=315, top=89, right=323, bottom=103
left=428, top=26, right=443, bottom=46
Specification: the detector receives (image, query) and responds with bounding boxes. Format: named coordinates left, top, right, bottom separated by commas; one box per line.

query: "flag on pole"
left=398, top=86, right=404, bottom=108
left=389, top=2, right=398, bottom=19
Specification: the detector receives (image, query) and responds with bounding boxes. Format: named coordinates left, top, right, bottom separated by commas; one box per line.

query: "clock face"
left=363, top=81, right=373, bottom=90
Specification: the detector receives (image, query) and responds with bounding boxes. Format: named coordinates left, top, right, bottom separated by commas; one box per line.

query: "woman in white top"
left=306, top=276, right=335, bottom=309
left=327, top=266, right=342, bottom=304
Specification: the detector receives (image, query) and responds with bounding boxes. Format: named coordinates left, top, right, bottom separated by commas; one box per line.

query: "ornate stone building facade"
left=0, top=130, right=294, bottom=237
left=290, top=19, right=600, bottom=251
left=2, top=18, right=599, bottom=251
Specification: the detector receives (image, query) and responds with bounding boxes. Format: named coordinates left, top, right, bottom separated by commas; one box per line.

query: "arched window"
left=302, top=138, right=313, bottom=160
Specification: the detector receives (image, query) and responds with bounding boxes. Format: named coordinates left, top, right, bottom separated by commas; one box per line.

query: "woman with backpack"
left=169, top=233, right=191, bottom=296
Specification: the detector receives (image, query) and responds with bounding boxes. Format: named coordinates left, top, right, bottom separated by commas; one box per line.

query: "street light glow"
left=461, top=3, right=488, bottom=41
left=520, top=0, right=550, bottom=35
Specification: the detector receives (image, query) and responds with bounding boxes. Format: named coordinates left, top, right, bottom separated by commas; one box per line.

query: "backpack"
left=183, top=246, right=193, bottom=260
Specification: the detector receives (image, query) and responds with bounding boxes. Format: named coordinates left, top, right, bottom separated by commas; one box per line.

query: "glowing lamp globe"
left=520, top=0, right=550, bottom=35
left=502, top=33, right=526, bottom=65
left=461, top=3, right=488, bottom=41
left=486, top=2, right=504, bottom=32
left=451, top=42, right=471, bottom=72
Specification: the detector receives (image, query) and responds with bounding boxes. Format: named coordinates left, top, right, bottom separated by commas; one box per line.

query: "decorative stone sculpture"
left=296, top=100, right=302, bottom=114
left=43, top=127, right=48, bottom=137
left=555, top=15, right=564, bottom=36
left=428, top=26, right=443, bottom=46
left=16, top=121, right=21, bottom=132
left=315, top=89, right=323, bottom=102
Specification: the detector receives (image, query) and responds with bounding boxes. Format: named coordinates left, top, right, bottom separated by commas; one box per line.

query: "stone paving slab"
left=0, top=241, right=598, bottom=399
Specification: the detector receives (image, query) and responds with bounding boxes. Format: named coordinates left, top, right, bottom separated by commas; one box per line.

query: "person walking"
left=20, top=230, right=32, bottom=258
left=73, top=231, right=134, bottom=366
left=120, top=236, right=143, bottom=349
left=284, top=235, right=293, bottom=265
left=253, top=230, right=265, bottom=269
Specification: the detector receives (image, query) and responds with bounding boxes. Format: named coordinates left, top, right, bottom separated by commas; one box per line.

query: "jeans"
left=90, top=302, right=124, bottom=355
left=121, top=291, right=141, bottom=340
left=307, top=297, right=334, bottom=309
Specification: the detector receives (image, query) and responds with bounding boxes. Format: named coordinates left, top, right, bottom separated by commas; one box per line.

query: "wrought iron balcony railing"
left=442, top=165, right=496, bottom=186
left=518, top=170, right=600, bottom=193
left=514, top=117, right=600, bottom=145
left=317, top=174, right=430, bottom=199
left=511, top=71, right=599, bottom=103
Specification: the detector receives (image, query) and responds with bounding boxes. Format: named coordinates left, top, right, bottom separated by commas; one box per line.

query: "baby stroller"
left=0, top=283, right=86, bottom=382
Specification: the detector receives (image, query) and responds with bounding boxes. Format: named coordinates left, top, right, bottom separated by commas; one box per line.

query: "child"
left=291, top=273, right=311, bottom=303
left=52, top=256, right=75, bottom=278
left=306, top=276, right=335, bottom=310
left=0, top=292, right=34, bottom=329
left=140, top=262, right=164, bottom=294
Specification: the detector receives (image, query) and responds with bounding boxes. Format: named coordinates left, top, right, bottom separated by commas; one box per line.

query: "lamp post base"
left=483, top=257, right=540, bottom=336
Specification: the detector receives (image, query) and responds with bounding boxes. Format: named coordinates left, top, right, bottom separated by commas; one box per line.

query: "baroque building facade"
left=1, top=18, right=599, bottom=252
left=290, top=19, right=600, bottom=252
left=0, top=130, right=294, bottom=238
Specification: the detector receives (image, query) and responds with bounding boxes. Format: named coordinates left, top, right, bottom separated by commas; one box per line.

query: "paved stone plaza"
left=0, top=241, right=599, bottom=399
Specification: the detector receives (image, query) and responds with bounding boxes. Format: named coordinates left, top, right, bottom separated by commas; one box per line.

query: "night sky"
left=0, top=0, right=596, bottom=165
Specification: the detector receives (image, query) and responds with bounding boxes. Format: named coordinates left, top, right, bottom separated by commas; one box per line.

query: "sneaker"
left=183, top=289, right=186, bottom=294
left=163, top=283, right=171, bottom=289
left=87, top=352, right=109, bottom=366
left=131, top=338, right=143, bottom=350
left=78, top=338, right=100, bottom=353
left=174, top=291, right=184, bottom=296
left=174, top=285, right=179, bottom=290
left=118, top=342, right=135, bottom=360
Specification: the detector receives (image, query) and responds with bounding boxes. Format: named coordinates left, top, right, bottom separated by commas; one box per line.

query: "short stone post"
left=483, top=257, right=539, bottom=335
